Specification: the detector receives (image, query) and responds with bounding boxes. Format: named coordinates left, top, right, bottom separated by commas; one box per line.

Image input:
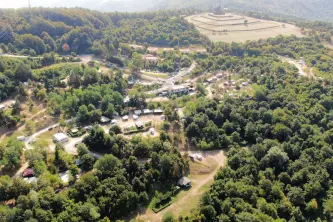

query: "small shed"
left=133, top=115, right=139, bottom=120
left=0, top=104, right=5, bottom=111
left=143, top=109, right=153, bottom=115
left=22, top=168, right=35, bottom=178
left=122, top=115, right=129, bottom=121
left=135, top=121, right=144, bottom=129
left=134, top=110, right=142, bottom=116
left=100, top=116, right=111, bottom=124
left=17, top=136, right=26, bottom=141
left=153, top=109, right=163, bottom=115
left=216, top=73, right=224, bottom=78
left=84, top=125, right=93, bottom=131
left=178, top=177, right=192, bottom=188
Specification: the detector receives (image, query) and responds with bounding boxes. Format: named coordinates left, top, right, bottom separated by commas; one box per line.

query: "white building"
left=53, top=133, right=69, bottom=143
left=207, top=77, right=217, bottom=83
left=154, top=109, right=163, bottom=114
left=134, top=110, right=142, bottom=116
left=216, top=73, right=224, bottom=78
left=0, top=104, right=5, bottom=111
left=170, top=85, right=189, bottom=94
left=100, top=116, right=111, bottom=124
left=143, top=109, right=153, bottom=115
left=17, top=136, right=26, bottom=141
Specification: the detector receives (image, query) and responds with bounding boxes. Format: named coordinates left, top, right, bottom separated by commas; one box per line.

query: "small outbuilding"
left=84, top=125, right=93, bottom=131
left=178, top=177, right=192, bottom=188
left=0, top=104, right=5, bottom=111
left=153, top=109, right=163, bottom=115
left=100, top=116, right=111, bottom=124
left=135, top=121, right=144, bottom=129
left=22, top=168, right=35, bottom=178
left=122, top=115, right=129, bottom=121
left=53, top=133, right=68, bottom=143
left=143, top=109, right=153, bottom=115
left=17, top=136, right=26, bottom=142
left=134, top=110, right=142, bottom=116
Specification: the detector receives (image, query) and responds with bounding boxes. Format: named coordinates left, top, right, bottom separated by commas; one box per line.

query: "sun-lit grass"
left=141, top=71, right=169, bottom=79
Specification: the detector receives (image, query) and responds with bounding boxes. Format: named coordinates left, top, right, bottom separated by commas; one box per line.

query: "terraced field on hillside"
left=186, top=13, right=304, bottom=42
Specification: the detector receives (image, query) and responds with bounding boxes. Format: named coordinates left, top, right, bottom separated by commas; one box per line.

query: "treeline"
left=0, top=8, right=202, bottom=55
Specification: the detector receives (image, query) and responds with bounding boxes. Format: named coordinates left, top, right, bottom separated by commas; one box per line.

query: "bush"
left=109, top=125, right=122, bottom=135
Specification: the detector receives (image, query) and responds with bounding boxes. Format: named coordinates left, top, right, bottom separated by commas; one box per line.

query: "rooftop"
left=135, top=121, right=144, bottom=128
left=23, top=168, right=35, bottom=177
left=134, top=110, right=142, bottom=115
left=100, top=116, right=111, bottom=123
left=144, top=56, right=159, bottom=61
left=180, top=48, right=190, bottom=53
left=147, top=47, right=159, bottom=52
left=53, top=133, right=68, bottom=141
left=153, top=109, right=163, bottom=113
left=178, top=176, right=191, bottom=186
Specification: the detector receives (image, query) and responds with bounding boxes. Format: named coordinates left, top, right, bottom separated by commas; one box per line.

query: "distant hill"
left=82, top=0, right=333, bottom=22
left=154, top=0, right=333, bottom=22
left=11, top=0, right=333, bottom=21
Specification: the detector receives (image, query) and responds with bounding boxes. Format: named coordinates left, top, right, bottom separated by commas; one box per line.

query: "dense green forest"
left=0, top=8, right=202, bottom=55
left=183, top=71, right=333, bottom=221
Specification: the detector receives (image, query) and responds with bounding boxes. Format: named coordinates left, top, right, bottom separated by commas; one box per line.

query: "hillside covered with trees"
left=0, top=8, right=202, bottom=55
left=1, top=5, right=333, bottom=222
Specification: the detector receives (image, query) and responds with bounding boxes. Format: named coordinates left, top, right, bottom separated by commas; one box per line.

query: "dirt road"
left=279, top=56, right=317, bottom=79
left=135, top=150, right=226, bottom=222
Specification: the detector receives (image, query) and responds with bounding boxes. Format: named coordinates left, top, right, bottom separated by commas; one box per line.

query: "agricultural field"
left=186, top=13, right=304, bottom=42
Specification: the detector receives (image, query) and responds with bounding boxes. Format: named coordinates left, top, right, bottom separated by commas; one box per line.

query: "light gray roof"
left=178, top=177, right=191, bottom=186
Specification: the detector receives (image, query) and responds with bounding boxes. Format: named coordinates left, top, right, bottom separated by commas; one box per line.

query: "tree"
left=260, top=146, right=289, bottom=172
left=62, top=43, right=70, bottom=53
left=81, top=154, right=95, bottom=171
left=25, top=120, right=36, bottom=135
left=104, top=104, right=115, bottom=118
left=109, top=125, right=122, bottom=135
left=163, top=212, right=176, bottom=222
left=201, top=205, right=216, bottom=221
left=94, top=154, right=120, bottom=178
left=77, top=143, right=89, bottom=157
left=130, top=52, right=143, bottom=73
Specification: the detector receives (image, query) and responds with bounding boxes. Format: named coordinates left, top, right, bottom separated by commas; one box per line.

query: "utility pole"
left=28, top=0, right=31, bottom=9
